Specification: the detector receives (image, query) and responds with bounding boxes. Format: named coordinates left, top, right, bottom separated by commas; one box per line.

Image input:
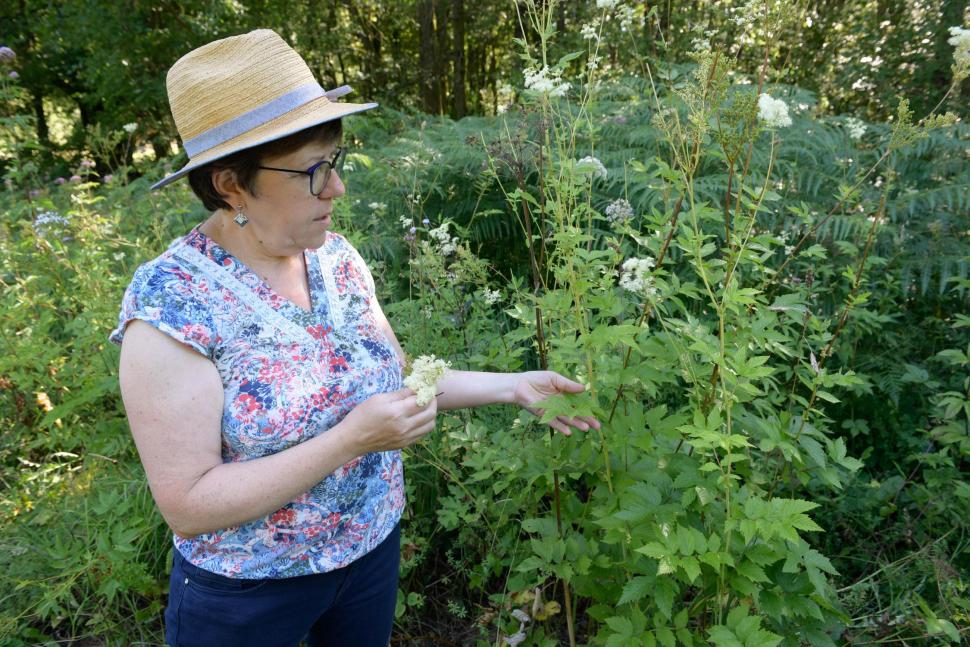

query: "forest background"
left=1, top=0, right=969, bottom=645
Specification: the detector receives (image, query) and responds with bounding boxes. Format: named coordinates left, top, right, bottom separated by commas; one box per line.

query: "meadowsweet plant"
left=433, top=1, right=970, bottom=646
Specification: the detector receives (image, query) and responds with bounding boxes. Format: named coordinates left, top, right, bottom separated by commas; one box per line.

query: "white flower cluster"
left=617, top=5, right=635, bottom=30
left=369, top=201, right=387, bottom=213
left=404, top=355, right=451, bottom=406
left=605, top=197, right=634, bottom=225
left=400, top=215, right=413, bottom=229
left=122, top=122, right=138, bottom=134
left=33, top=210, right=70, bottom=239
left=757, top=94, right=792, bottom=129
left=949, top=26, right=970, bottom=80
left=844, top=116, right=866, bottom=141
left=428, top=222, right=459, bottom=255
left=619, top=257, right=657, bottom=296
left=596, top=0, right=619, bottom=8
left=576, top=156, right=608, bottom=180
left=482, top=287, right=501, bottom=305
left=581, top=22, right=599, bottom=41
left=524, top=66, right=569, bottom=97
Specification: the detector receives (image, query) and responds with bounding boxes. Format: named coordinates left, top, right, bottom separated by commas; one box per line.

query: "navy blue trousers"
left=164, top=524, right=400, bottom=647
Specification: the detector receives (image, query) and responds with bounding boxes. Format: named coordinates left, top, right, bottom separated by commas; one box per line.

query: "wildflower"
left=103, top=174, right=114, bottom=183
left=404, top=354, right=451, bottom=406
left=404, top=233, right=415, bottom=242
left=619, top=257, right=657, bottom=296
left=53, top=177, right=66, bottom=185
left=784, top=245, right=795, bottom=255
left=80, top=159, right=95, bottom=169
left=596, top=0, right=619, bottom=8
left=8, top=71, right=18, bottom=80
left=113, top=252, right=125, bottom=261
left=523, top=66, right=569, bottom=97
left=757, top=93, right=792, bottom=128
left=428, top=222, right=459, bottom=255
left=586, top=55, right=602, bottom=72
left=581, top=23, right=599, bottom=41
left=618, top=5, right=636, bottom=30
left=605, top=197, right=634, bottom=225
left=949, top=26, right=970, bottom=82
left=28, top=189, right=40, bottom=198
left=844, top=116, right=866, bottom=141
left=35, top=392, right=53, bottom=412
left=422, top=218, right=430, bottom=225
left=399, top=216, right=414, bottom=229
left=368, top=201, right=387, bottom=212
left=576, top=156, right=608, bottom=181
left=0, top=46, right=15, bottom=61
left=69, top=175, right=81, bottom=183
left=692, top=37, right=711, bottom=51
left=409, top=226, right=417, bottom=234
left=123, top=122, right=138, bottom=134
left=482, top=287, right=501, bottom=305
left=33, top=210, right=70, bottom=238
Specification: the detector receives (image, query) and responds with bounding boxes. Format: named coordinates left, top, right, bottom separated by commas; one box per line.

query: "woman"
left=111, top=29, right=599, bottom=646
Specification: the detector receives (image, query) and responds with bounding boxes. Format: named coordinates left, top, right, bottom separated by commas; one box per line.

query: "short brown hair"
left=187, top=120, right=343, bottom=212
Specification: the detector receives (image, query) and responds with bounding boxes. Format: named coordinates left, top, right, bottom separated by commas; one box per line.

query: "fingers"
left=552, top=372, right=587, bottom=393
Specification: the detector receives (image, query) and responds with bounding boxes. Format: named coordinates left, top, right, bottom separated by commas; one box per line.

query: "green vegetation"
left=1, top=1, right=968, bottom=644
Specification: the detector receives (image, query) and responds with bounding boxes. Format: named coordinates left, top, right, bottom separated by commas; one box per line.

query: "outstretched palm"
left=512, top=370, right=602, bottom=436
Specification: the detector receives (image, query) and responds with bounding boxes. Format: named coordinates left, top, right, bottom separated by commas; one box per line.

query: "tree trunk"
left=418, top=0, right=439, bottom=113
left=451, top=0, right=467, bottom=118
left=32, top=91, right=50, bottom=148
left=434, top=0, right=450, bottom=115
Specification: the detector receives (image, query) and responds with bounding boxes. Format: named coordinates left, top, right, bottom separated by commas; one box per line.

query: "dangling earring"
left=233, top=205, right=249, bottom=228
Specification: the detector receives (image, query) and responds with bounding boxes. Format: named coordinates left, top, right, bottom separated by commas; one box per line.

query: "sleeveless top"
left=109, top=225, right=405, bottom=578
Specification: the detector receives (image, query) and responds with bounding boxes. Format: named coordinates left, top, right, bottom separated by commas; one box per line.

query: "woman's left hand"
left=512, top=370, right=601, bottom=436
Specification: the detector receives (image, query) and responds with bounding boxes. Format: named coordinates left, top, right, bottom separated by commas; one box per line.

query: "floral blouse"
left=109, top=225, right=405, bottom=578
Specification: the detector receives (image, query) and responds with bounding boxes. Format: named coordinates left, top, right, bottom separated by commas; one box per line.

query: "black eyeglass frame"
left=257, top=147, right=344, bottom=196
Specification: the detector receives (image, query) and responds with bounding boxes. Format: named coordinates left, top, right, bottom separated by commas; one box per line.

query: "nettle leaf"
left=654, top=578, right=677, bottom=619
left=618, top=576, right=653, bottom=606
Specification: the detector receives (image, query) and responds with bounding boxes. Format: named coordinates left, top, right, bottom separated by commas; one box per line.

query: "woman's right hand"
left=339, top=388, right=438, bottom=454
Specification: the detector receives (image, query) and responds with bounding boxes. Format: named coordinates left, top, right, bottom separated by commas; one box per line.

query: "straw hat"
left=152, top=29, right=377, bottom=190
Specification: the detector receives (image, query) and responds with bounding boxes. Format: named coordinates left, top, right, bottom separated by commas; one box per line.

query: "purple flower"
left=8, top=71, right=18, bottom=80
left=29, top=189, right=40, bottom=198
left=103, top=174, right=114, bottom=183
left=404, top=233, right=415, bottom=242
left=409, top=226, right=417, bottom=234
left=69, top=175, right=81, bottom=183
left=422, top=218, right=430, bottom=225
left=0, top=47, right=14, bottom=61
left=54, top=177, right=66, bottom=185
left=80, top=159, right=95, bottom=169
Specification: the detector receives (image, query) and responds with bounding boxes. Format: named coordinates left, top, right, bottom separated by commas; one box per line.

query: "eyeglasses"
left=257, top=147, right=344, bottom=195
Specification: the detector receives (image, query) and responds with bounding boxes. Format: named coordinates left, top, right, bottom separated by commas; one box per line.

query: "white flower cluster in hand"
left=949, top=26, right=970, bottom=81
left=605, top=197, right=634, bottom=225
left=122, top=122, right=138, bottom=134
left=524, top=66, right=569, bottom=97
left=576, top=156, right=608, bottom=180
left=482, top=287, right=501, bottom=305
left=619, top=257, right=657, bottom=296
left=757, top=94, right=792, bottom=129
left=404, top=355, right=451, bottom=406
left=428, top=222, right=459, bottom=255
left=844, top=116, right=866, bottom=141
